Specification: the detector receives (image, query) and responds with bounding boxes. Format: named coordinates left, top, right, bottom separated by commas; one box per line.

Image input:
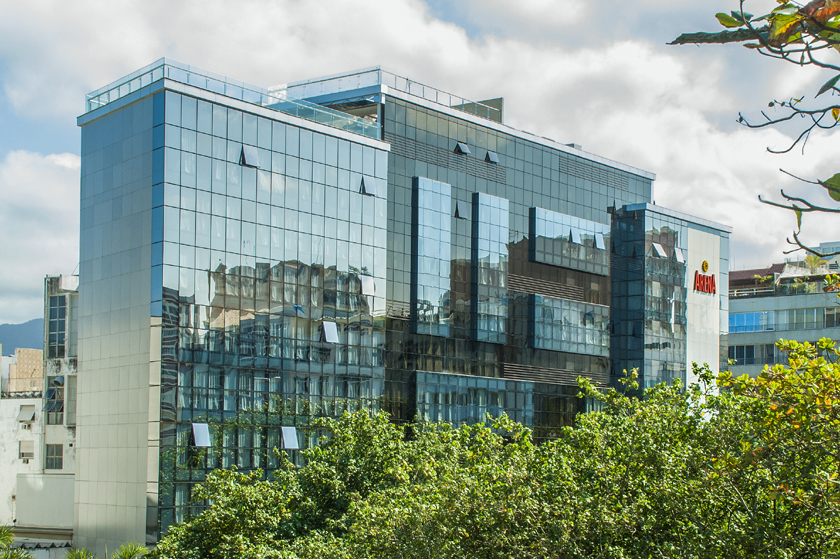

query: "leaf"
left=816, top=74, right=840, bottom=97
left=717, top=12, right=745, bottom=27
left=800, top=0, right=826, bottom=17
left=833, top=107, right=840, bottom=121
left=744, top=43, right=763, bottom=48
left=769, top=14, right=805, bottom=45
left=821, top=173, right=840, bottom=201
left=795, top=208, right=803, bottom=229
left=731, top=10, right=754, bottom=22
left=773, top=5, right=800, bottom=15
left=814, top=4, right=840, bottom=22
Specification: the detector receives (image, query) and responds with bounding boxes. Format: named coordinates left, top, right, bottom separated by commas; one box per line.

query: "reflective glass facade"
left=153, top=89, right=388, bottom=530
left=529, top=295, right=609, bottom=357
left=79, top=62, right=733, bottom=548
left=611, top=210, right=689, bottom=388
left=610, top=205, right=729, bottom=390
left=471, top=192, right=509, bottom=344
left=411, top=177, right=451, bottom=336
left=530, top=207, right=610, bottom=276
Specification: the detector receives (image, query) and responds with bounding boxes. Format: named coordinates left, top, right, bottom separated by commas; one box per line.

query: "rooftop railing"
left=275, top=67, right=502, bottom=123
left=84, top=58, right=381, bottom=140
left=729, top=281, right=828, bottom=299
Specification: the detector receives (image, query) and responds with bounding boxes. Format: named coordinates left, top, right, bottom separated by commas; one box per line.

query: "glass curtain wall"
left=152, top=91, right=388, bottom=528
left=471, top=192, right=509, bottom=344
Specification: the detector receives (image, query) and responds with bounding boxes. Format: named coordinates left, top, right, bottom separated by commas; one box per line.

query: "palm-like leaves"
left=65, top=548, right=99, bottom=559
left=111, top=542, right=148, bottom=559
left=0, top=526, right=33, bottom=559
left=0, top=527, right=12, bottom=550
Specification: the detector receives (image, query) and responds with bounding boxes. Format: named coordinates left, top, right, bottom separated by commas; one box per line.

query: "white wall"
left=15, top=473, right=74, bottom=528
left=686, top=228, right=723, bottom=387
left=0, top=396, right=42, bottom=525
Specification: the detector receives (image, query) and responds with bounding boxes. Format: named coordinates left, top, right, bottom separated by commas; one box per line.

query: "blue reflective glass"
left=472, top=192, right=508, bottom=343
left=411, top=177, right=451, bottom=337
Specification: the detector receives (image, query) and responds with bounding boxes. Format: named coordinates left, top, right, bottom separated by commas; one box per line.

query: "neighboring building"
left=0, top=276, right=78, bottom=547
left=8, top=348, right=43, bottom=393
left=0, top=348, right=44, bottom=529
left=74, top=59, right=729, bottom=551
left=0, top=388, right=42, bottom=528
left=728, top=262, right=839, bottom=377
left=42, top=275, right=79, bottom=476
left=814, top=240, right=840, bottom=271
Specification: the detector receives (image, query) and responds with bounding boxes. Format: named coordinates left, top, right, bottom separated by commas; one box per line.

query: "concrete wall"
left=686, top=228, right=724, bottom=386
left=10, top=548, right=69, bottom=559
left=15, top=473, right=74, bottom=528
left=0, top=395, right=42, bottom=525
left=75, top=94, right=156, bottom=553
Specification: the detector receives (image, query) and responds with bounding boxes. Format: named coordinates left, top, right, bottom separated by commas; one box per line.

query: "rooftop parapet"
left=83, top=58, right=381, bottom=140
left=273, top=66, right=502, bottom=123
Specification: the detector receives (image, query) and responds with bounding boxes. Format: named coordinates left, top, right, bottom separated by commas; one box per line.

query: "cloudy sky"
left=0, top=0, right=838, bottom=324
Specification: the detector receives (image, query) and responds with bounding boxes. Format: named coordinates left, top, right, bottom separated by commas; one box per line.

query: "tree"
left=671, top=1, right=840, bottom=258
left=804, top=252, right=829, bottom=272
left=152, top=340, right=840, bottom=559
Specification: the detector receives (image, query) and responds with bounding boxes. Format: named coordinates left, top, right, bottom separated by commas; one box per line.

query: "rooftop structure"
left=84, top=59, right=380, bottom=140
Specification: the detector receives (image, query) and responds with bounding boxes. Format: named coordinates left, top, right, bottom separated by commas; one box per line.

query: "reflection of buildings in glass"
left=610, top=204, right=729, bottom=391
left=74, top=60, right=729, bottom=551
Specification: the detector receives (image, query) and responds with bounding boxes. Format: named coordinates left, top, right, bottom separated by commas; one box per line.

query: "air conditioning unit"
left=22, top=459, right=29, bottom=464
left=21, top=424, right=31, bottom=430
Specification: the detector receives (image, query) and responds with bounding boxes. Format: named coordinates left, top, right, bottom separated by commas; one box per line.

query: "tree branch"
left=669, top=27, right=769, bottom=45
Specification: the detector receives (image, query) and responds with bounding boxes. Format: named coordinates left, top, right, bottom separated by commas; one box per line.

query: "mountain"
left=0, top=319, right=44, bottom=355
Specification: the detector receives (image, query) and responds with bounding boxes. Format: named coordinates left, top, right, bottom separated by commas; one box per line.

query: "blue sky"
left=0, top=0, right=837, bottom=324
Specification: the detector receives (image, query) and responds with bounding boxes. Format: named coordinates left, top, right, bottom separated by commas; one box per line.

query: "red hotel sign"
left=694, top=260, right=716, bottom=294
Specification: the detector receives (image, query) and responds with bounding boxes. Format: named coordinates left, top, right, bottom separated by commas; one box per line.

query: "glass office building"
left=74, top=60, right=727, bottom=550
left=610, top=204, right=730, bottom=390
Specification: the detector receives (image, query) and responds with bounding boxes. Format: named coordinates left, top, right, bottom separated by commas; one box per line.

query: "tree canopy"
left=671, top=0, right=840, bottom=257
left=153, top=339, right=840, bottom=559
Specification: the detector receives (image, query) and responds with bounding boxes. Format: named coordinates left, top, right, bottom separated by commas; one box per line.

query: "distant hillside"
left=0, top=319, right=44, bottom=355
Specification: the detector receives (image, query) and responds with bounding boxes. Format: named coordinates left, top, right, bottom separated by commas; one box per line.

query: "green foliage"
left=0, top=551, right=34, bottom=559
left=154, top=343, right=840, bottom=558
left=0, top=526, right=32, bottom=559
left=111, top=542, right=149, bottom=559
left=0, top=528, right=11, bottom=552
left=65, top=549, right=99, bottom=559
left=804, top=252, right=828, bottom=273
left=753, top=273, right=773, bottom=285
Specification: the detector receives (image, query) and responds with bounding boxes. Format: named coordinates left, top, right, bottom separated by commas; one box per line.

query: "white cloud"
left=0, top=150, right=80, bottom=324
left=0, top=0, right=835, bottom=276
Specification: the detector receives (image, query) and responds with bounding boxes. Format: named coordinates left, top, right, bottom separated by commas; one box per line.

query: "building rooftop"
left=274, top=66, right=503, bottom=123
left=729, top=263, right=786, bottom=285
left=85, top=60, right=656, bottom=181
left=729, top=262, right=835, bottom=299
left=83, top=58, right=381, bottom=140
left=277, top=65, right=657, bottom=181
left=619, top=202, right=732, bottom=234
